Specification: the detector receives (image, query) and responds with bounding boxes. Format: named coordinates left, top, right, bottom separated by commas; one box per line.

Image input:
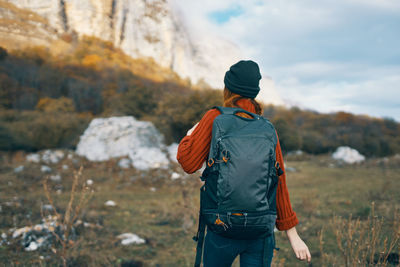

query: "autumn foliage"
left=0, top=37, right=398, bottom=156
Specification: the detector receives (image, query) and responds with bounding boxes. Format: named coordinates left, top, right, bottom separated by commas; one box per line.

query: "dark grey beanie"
left=224, top=60, right=262, bottom=98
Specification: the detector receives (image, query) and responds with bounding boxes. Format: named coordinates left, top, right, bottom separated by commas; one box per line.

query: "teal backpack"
left=193, top=106, right=283, bottom=267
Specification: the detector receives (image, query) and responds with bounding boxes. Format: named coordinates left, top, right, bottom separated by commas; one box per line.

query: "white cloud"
left=346, top=0, right=400, bottom=11
left=172, top=0, right=400, bottom=120
left=278, top=75, right=400, bottom=120
left=256, top=77, right=284, bottom=106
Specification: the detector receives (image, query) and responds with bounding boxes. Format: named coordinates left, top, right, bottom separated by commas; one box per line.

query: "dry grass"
left=1, top=152, right=400, bottom=266
left=319, top=202, right=400, bottom=267
left=42, top=165, right=93, bottom=267
left=0, top=1, right=48, bottom=24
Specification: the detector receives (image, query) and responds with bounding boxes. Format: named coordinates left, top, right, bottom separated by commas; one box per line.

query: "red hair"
left=223, top=87, right=263, bottom=118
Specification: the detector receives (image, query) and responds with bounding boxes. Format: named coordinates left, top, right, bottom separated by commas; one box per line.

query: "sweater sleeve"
left=177, top=109, right=220, bottom=174
left=275, top=133, right=299, bottom=231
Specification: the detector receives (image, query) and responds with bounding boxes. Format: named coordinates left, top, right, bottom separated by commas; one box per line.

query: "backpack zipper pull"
left=215, top=214, right=228, bottom=230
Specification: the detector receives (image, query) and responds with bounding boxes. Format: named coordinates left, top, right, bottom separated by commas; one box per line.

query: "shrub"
left=319, top=202, right=400, bottom=267
left=0, top=46, right=7, bottom=61
left=0, top=110, right=91, bottom=151
left=36, top=97, right=75, bottom=113
left=153, top=89, right=222, bottom=144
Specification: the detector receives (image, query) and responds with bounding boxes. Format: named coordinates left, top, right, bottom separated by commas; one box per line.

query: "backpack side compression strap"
left=193, top=185, right=206, bottom=267
left=193, top=215, right=206, bottom=267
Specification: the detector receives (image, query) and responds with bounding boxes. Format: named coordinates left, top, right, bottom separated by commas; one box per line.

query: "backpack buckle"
left=207, top=158, right=214, bottom=167
left=222, top=150, right=230, bottom=163
left=275, top=161, right=284, bottom=176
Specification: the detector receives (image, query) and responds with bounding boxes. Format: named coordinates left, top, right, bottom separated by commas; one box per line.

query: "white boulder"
left=76, top=116, right=169, bottom=170
left=332, top=146, right=365, bottom=164
left=167, top=143, right=179, bottom=163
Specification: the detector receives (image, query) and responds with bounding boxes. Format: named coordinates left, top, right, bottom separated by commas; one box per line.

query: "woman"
left=177, top=60, right=311, bottom=266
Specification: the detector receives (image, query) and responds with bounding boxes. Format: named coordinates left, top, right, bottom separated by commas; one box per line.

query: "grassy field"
left=0, top=151, right=399, bottom=266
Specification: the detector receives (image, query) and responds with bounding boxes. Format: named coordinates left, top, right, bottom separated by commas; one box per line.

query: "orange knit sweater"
left=176, top=99, right=299, bottom=231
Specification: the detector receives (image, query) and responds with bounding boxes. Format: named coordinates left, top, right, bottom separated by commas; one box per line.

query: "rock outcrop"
left=76, top=116, right=169, bottom=170
left=2, top=0, right=242, bottom=89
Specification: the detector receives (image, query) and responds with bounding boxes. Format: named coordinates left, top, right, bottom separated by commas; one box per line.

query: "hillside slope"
left=1, top=0, right=244, bottom=89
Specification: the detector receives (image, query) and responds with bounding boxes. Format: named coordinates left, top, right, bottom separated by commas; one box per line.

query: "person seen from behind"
left=177, top=60, right=311, bottom=266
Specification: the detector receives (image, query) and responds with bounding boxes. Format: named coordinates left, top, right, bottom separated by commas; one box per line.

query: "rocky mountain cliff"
left=1, top=0, right=242, bottom=89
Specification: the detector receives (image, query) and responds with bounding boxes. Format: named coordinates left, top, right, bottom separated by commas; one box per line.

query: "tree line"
left=0, top=37, right=398, bottom=157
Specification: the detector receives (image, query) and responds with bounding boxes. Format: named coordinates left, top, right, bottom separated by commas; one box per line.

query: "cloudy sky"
left=172, top=0, right=400, bottom=121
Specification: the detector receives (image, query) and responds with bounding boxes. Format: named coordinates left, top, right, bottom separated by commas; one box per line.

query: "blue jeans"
left=203, top=230, right=275, bottom=267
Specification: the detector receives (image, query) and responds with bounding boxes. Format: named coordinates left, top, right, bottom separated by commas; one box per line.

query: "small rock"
left=33, top=225, right=44, bottom=231
left=86, top=179, right=93, bottom=185
left=26, top=153, right=41, bottom=163
left=150, top=187, right=156, bottom=192
left=285, top=166, right=296, bottom=172
left=14, top=165, right=24, bottom=173
left=117, top=233, right=145, bottom=245
left=42, top=150, right=64, bottom=164
left=25, top=241, right=38, bottom=251
left=12, top=226, right=31, bottom=238
left=67, top=153, right=73, bottom=159
left=62, top=164, right=69, bottom=170
left=56, top=189, right=62, bottom=195
left=1, top=233, right=6, bottom=239
left=41, top=204, right=53, bottom=211
left=171, top=172, right=181, bottom=180
left=49, top=174, right=61, bottom=182
left=105, top=200, right=116, bottom=207
left=287, top=150, right=304, bottom=156
left=41, top=165, right=52, bottom=173
left=118, top=158, right=131, bottom=169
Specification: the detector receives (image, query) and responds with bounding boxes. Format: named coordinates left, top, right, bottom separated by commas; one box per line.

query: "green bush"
left=153, top=89, right=222, bottom=144
left=0, top=110, right=91, bottom=151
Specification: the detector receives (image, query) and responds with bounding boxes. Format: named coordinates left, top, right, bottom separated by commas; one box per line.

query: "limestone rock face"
left=4, top=0, right=242, bottom=89
left=76, top=116, right=169, bottom=170
left=0, top=1, right=58, bottom=47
